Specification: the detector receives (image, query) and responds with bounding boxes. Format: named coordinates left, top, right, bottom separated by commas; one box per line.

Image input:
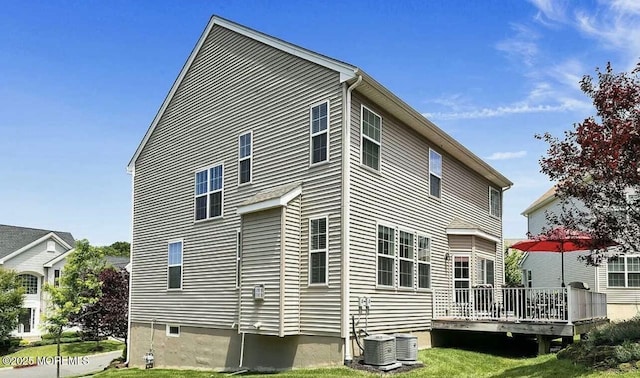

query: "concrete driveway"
left=0, top=350, right=122, bottom=378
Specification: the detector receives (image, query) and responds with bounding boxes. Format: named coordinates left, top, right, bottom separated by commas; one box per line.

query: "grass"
left=87, top=347, right=640, bottom=377
left=0, top=340, right=124, bottom=367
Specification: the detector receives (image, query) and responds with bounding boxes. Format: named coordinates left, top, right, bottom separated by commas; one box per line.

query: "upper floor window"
left=168, top=241, right=183, bottom=289
left=489, top=187, right=501, bottom=217
left=239, top=131, right=252, bottom=185
left=429, top=149, right=442, bottom=198
left=417, top=235, right=431, bottom=289
left=310, top=102, right=329, bottom=164
left=361, top=106, right=381, bottom=171
left=18, top=274, right=38, bottom=294
left=309, top=217, right=328, bottom=285
left=54, top=270, right=60, bottom=287
left=608, top=256, right=640, bottom=287
left=377, top=225, right=394, bottom=286
left=399, top=231, right=414, bottom=288
left=195, top=164, right=223, bottom=221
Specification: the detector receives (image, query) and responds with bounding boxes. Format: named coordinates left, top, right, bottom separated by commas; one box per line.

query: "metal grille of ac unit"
left=394, top=333, right=418, bottom=361
left=363, top=334, right=396, bottom=366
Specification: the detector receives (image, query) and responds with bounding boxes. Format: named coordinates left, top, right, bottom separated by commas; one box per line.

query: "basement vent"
left=363, top=334, right=396, bottom=366
left=394, top=333, right=418, bottom=361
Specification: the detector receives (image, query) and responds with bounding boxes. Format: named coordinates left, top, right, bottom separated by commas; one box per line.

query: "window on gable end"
left=429, top=149, right=442, bottom=198
left=489, top=187, right=501, bottom=218
left=310, top=101, right=329, bottom=164
left=361, top=106, right=381, bottom=171
left=195, top=164, right=224, bottom=221
left=239, top=132, right=252, bottom=185
left=168, top=241, right=183, bottom=289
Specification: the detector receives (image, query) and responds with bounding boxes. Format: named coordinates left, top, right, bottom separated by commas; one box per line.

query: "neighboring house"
left=0, top=225, right=75, bottom=337
left=127, top=15, right=512, bottom=370
left=521, top=186, right=640, bottom=321
left=105, top=255, right=130, bottom=271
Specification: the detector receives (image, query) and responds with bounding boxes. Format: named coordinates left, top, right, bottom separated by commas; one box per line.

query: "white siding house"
left=0, top=225, right=75, bottom=337
left=521, top=186, right=640, bottom=320
left=127, top=15, right=512, bottom=370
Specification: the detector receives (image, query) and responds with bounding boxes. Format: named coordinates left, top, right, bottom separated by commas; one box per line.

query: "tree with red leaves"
left=537, top=62, right=640, bottom=264
left=73, top=267, right=129, bottom=348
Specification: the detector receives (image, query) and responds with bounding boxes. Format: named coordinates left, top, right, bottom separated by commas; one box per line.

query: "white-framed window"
left=399, top=230, right=414, bottom=288
left=489, top=187, right=501, bottom=218
left=522, top=269, right=532, bottom=288
left=309, top=217, right=328, bottom=285
left=47, top=240, right=56, bottom=252
left=417, top=234, right=431, bottom=289
left=361, top=106, right=382, bottom=171
left=377, top=224, right=394, bottom=286
left=608, top=256, right=640, bottom=287
left=453, top=255, right=470, bottom=303
left=18, top=274, right=38, bottom=295
left=477, top=257, right=495, bottom=286
left=166, top=324, right=180, bottom=337
left=429, top=149, right=442, bottom=198
left=54, top=269, right=60, bottom=287
left=310, top=101, right=329, bottom=165
left=168, top=240, right=183, bottom=290
left=239, top=131, right=252, bottom=185
left=195, top=164, right=224, bottom=221
left=236, top=230, right=242, bottom=289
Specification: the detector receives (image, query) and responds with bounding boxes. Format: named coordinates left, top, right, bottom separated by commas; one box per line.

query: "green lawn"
left=0, top=340, right=124, bottom=367
left=87, top=347, right=639, bottom=377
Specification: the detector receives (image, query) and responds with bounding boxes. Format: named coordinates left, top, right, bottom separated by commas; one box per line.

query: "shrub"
left=587, top=316, right=640, bottom=346
left=29, top=337, right=82, bottom=347
left=41, top=331, right=80, bottom=340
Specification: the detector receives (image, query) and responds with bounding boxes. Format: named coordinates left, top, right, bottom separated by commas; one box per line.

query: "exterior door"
left=453, top=256, right=470, bottom=303
left=18, top=308, right=34, bottom=333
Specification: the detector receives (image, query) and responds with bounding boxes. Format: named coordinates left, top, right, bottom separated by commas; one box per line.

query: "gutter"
left=341, top=74, right=362, bottom=364
left=125, top=167, right=135, bottom=365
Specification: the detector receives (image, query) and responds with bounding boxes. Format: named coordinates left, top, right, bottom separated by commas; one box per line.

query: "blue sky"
left=1, top=0, right=639, bottom=245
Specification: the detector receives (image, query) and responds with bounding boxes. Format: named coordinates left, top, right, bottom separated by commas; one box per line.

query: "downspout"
left=125, top=166, right=135, bottom=365
left=342, top=74, right=362, bottom=364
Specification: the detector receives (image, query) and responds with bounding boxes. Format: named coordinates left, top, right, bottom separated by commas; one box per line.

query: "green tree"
left=0, top=268, right=25, bottom=344
left=504, top=248, right=523, bottom=287
left=99, top=241, right=130, bottom=257
left=43, top=239, right=105, bottom=377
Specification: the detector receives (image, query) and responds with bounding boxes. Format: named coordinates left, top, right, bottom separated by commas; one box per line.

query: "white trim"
left=236, top=229, right=241, bottom=289
left=238, top=131, right=253, bottom=186
left=43, top=248, right=74, bottom=268
left=606, top=254, right=640, bottom=288
left=194, top=162, right=225, bottom=222
left=308, top=216, right=329, bottom=286
left=476, top=256, right=496, bottom=286
left=167, top=239, right=184, bottom=290
left=309, top=100, right=331, bottom=166
left=446, top=228, right=501, bottom=243
left=0, top=233, right=73, bottom=264
left=166, top=324, right=180, bottom=337
left=236, top=185, right=302, bottom=215
left=360, top=105, right=382, bottom=172
left=451, top=253, right=472, bottom=291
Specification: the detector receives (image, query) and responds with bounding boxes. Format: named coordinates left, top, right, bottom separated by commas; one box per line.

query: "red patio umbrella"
left=511, top=226, right=617, bottom=287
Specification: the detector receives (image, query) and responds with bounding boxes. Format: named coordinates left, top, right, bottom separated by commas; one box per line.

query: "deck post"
left=566, top=286, right=573, bottom=325
left=537, top=335, right=552, bottom=355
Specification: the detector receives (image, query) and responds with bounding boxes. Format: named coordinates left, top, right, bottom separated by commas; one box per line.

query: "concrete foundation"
left=129, top=322, right=343, bottom=371
left=607, top=304, right=640, bottom=321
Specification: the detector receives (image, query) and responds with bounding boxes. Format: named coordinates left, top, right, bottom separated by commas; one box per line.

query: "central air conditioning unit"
left=363, top=334, right=396, bottom=366
left=394, top=333, right=418, bottom=362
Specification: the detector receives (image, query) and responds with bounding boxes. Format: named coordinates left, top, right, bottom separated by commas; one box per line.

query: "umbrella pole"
left=561, top=249, right=565, bottom=287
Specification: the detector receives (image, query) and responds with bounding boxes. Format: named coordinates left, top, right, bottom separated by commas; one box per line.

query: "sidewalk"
left=0, top=350, right=121, bottom=378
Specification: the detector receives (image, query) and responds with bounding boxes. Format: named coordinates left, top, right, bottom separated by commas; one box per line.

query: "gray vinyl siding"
left=348, top=93, right=503, bottom=333
left=130, top=24, right=343, bottom=335
left=239, top=209, right=281, bottom=335
left=4, top=240, right=66, bottom=277
left=521, top=251, right=596, bottom=289
left=283, top=197, right=301, bottom=335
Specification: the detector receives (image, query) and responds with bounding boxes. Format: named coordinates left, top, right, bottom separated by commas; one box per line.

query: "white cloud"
left=486, top=151, right=527, bottom=160
left=529, top=0, right=568, bottom=24
left=495, top=23, right=540, bottom=67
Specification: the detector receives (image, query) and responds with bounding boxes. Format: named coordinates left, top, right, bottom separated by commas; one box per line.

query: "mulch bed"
left=347, top=359, right=425, bottom=374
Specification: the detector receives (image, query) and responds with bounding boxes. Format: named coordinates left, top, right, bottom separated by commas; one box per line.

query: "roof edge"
left=0, top=232, right=73, bottom=264
left=127, top=15, right=357, bottom=172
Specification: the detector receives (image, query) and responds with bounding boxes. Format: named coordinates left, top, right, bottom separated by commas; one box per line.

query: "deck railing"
left=433, top=287, right=607, bottom=323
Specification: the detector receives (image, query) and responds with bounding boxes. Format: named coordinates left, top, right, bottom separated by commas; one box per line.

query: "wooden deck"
left=432, top=287, right=609, bottom=354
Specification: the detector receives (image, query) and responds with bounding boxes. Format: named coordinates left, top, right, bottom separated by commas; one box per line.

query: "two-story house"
left=127, top=15, right=512, bottom=371
left=0, top=225, right=75, bottom=337
left=521, top=185, right=640, bottom=321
